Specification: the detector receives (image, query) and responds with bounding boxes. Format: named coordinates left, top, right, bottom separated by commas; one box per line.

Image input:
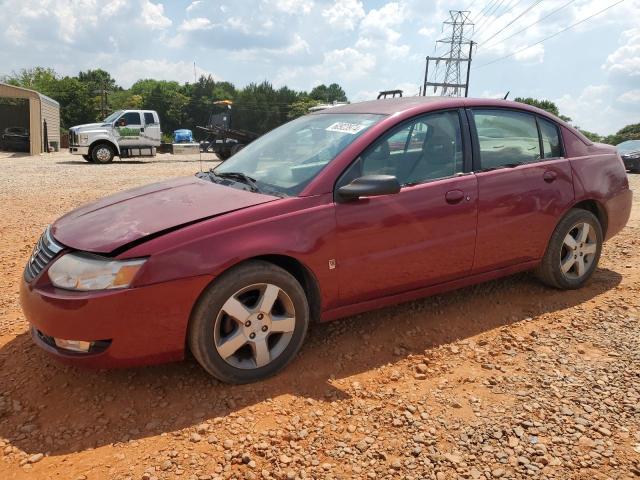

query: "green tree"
left=603, top=123, right=640, bottom=145
left=287, top=99, right=321, bottom=119
left=310, top=83, right=347, bottom=103
left=578, top=130, right=603, bottom=143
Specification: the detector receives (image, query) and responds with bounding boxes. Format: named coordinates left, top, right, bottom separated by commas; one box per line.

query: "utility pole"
left=423, top=10, right=474, bottom=97
left=94, top=81, right=110, bottom=118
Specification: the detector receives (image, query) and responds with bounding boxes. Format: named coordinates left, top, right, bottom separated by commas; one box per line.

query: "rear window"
left=144, top=112, right=155, bottom=125
left=472, top=109, right=541, bottom=169
left=539, top=118, right=563, bottom=158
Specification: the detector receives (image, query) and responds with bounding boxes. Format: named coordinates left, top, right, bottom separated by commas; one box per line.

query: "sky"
left=0, top=0, right=638, bottom=135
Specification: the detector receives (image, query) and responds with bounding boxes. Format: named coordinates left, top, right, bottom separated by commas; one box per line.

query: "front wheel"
left=535, top=208, right=603, bottom=289
left=91, top=143, right=115, bottom=164
left=188, top=261, right=309, bottom=384
left=82, top=154, right=93, bottom=162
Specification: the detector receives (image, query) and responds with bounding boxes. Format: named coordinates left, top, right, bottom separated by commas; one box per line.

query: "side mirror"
left=337, top=175, right=401, bottom=202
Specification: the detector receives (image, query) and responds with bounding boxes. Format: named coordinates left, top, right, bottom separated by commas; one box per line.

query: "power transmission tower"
left=94, top=81, right=110, bottom=118
left=423, top=10, right=475, bottom=97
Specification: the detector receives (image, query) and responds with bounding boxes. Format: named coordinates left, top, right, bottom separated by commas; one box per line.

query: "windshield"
left=617, top=140, right=640, bottom=154
left=103, top=110, right=123, bottom=123
left=214, top=113, right=385, bottom=195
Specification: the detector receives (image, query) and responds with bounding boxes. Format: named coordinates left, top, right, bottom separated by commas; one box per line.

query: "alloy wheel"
left=213, top=283, right=296, bottom=369
left=559, top=222, right=598, bottom=279
left=95, top=147, right=112, bottom=162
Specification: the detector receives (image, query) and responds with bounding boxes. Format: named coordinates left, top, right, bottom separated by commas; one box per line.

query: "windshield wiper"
left=210, top=171, right=262, bottom=193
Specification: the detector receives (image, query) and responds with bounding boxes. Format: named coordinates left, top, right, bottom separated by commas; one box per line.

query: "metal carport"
left=0, top=82, right=60, bottom=155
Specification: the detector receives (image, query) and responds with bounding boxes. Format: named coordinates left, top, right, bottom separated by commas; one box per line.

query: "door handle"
left=445, top=189, right=465, bottom=204
left=543, top=171, right=557, bottom=183
left=140, top=127, right=145, bottom=132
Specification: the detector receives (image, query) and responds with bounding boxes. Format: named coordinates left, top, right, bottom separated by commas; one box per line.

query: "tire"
left=229, top=144, right=245, bottom=157
left=82, top=154, right=93, bottom=162
left=91, top=143, right=115, bottom=164
left=535, top=208, right=603, bottom=290
left=188, top=260, right=309, bottom=384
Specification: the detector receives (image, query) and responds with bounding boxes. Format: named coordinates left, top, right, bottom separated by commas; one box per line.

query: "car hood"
left=52, top=176, right=279, bottom=253
left=71, top=123, right=109, bottom=132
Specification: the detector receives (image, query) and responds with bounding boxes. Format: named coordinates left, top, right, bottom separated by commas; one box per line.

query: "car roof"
left=312, top=96, right=560, bottom=118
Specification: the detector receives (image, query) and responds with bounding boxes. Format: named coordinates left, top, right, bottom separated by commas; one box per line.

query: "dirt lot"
left=0, top=151, right=638, bottom=480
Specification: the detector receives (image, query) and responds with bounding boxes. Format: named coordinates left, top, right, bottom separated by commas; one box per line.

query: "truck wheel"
left=188, top=260, right=309, bottom=384
left=230, top=144, right=245, bottom=156
left=217, top=150, right=231, bottom=161
left=91, top=143, right=115, bottom=164
left=82, top=154, right=93, bottom=162
left=535, top=208, right=602, bottom=290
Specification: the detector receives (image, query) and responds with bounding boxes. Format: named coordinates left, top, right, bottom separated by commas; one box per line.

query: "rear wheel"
left=230, top=143, right=245, bottom=156
left=91, top=143, right=115, bottom=164
left=535, top=208, right=602, bottom=289
left=188, top=261, right=309, bottom=384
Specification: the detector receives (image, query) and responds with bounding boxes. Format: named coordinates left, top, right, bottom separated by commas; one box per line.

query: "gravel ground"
left=0, top=152, right=638, bottom=480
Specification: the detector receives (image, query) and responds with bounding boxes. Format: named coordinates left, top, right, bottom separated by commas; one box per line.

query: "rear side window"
left=472, top=109, right=541, bottom=169
left=144, top=112, right=155, bottom=125
left=121, top=112, right=142, bottom=126
left=538, top=118, right=563, bottom=158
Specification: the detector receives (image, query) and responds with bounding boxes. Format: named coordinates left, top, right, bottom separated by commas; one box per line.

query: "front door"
left=469, top=108, right=575, bottom=272
left=334, top=110, right=478, bottom=305
left=115, top=111, right=144, bottom=147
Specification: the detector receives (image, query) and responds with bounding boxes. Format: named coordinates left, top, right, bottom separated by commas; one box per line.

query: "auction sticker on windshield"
left=325, top=122, right=369, bottom=135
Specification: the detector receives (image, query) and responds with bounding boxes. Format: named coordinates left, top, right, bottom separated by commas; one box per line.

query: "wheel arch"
left=571, top=199, right=608, bottom=238
left=89, top=139, right=120, bottom=155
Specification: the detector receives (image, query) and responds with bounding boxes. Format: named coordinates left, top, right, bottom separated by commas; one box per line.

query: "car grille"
left=70, top=130, right=78, bottom=146
left=24, top=226, right=64, bottom=283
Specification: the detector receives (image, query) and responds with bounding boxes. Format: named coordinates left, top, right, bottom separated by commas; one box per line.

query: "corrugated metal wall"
left=0, top=83, right=61, bottom=155
left=40, top=95, right=60, bottom=151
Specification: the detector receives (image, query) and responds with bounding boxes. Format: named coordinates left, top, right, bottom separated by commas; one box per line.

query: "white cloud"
left=603, top=27, right=640, bottom=78
left=140, top=1, right=172, bottom=30
left=186, top=0, right=202, bottom=13
left=322, top=0, right=365, bottom=30
left=179, top=17, right=213, bottom=32
left=269, top=0, right=313, bottom=15
left=513, top=43, right=544, bottom=63
left=418, top=26, right=434, bottom=37
left=555, top=85, right=630, bottom=134
left=618, top=90, right=640, bottom=103
left=322, top=47, right=376, bottom=79
left=357, top=2, right=409, bottom=57
left=112, top=59, right=219, bottom=87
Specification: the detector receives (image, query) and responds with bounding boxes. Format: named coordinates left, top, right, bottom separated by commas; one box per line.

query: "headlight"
left=78, top=133, right=89, bottom=145
left=48, top=253, right=146, bottom=291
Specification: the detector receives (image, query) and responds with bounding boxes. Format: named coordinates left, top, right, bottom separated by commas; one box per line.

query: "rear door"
left=116, top=111, right=144, bottom=147
left=143, top=111, right=161, bottom=146
left=334, top=109, right=478, bottom=305
left=469, top=108, right=574, bottom=272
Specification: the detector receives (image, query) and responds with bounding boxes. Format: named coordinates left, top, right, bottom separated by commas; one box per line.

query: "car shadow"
left=0, top=267, right=622, bottom=456
left=55, top=159, right=219, bottom=166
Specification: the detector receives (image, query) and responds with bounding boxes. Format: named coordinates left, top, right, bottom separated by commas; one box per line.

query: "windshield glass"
left=103, top=110, right=123, bottom=123
left=617, top=140, right=640, bottom=154
left=214, top=113, right=385, bottom=195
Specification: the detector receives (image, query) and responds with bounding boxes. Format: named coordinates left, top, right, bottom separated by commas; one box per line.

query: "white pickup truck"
left=68, top=110, right=161, bottom=163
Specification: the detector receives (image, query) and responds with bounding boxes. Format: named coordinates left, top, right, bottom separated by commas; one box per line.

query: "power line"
left=484, top=0, right=577, bottom=49
left=475, top=0, right=627, bottom=68
left=478, top=0, right=546, bottom=45
left=474, top=0, right=510, bottom=33
left=474, top=0, right=524, bottom=41
left=472, top=0, right=499, bottom=24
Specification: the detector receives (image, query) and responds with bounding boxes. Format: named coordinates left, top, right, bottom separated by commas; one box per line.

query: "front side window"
left=215, top=113, right=385, bottom=196
left=342, top=110, right=463, bottom=187
left=538, top=117, right=563, bottom=158
left=119, top=112, right=142, bottom=126
left=472, top=109, right=541, bottom=169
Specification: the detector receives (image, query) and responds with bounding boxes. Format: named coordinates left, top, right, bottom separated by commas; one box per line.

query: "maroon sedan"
left=20, top=98, right=632, bottom=383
